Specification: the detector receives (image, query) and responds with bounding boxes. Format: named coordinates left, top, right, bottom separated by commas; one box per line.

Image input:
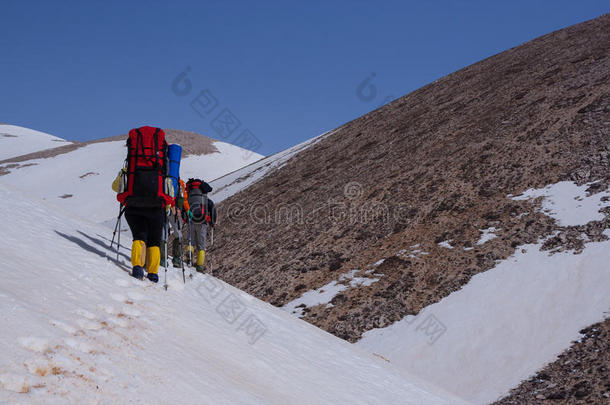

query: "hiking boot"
left=147, top=272, right=159, bottom=283
left=131, top=266, right=144, bottom=280
left=195, top=264, right=205, bottom=273
left=172, top=256, right=182, bottom=268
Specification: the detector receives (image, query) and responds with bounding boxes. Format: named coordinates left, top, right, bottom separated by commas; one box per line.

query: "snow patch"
left=283, top=280, right=348, bottom=317
left=283, top=268, right=381, bottom=317
left=476, top=227, right=498, bottom=245
left=398, top=245, right=430, bottom=259
left=437, top=240, right=454, bottom=249
left=512, top=181, right=610, bottom=226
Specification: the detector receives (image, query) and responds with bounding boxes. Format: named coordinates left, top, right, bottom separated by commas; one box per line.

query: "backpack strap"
left=152, top=127, right=160, bottom=169
left=135, top=127, right=145, bottom=167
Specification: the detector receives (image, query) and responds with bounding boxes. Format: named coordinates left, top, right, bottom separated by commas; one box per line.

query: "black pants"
left=125, top=206, right=165, bottom=247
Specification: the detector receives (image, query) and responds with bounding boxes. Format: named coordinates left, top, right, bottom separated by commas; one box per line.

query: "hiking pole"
left=110, top=206, right=125, bottom=253
left=163, top=210, right=169, bottom=291
left=181, top=250, right=186, bottom=283
left=115, top=206, right=125, bottom=263
left=188, top=217, right=193, bottom=268
left=178, top=212, right=186, bottom=283
left=209, top=226, right=214, bottom=276
left=110, top=212, right=120, bottom=249
left=117, top=213, right=122, bottom=262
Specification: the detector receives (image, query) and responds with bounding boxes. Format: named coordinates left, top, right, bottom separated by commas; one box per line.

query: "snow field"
left=0, top=183, right=465, bottom=404
left=0, top=124, right=71, bottom=161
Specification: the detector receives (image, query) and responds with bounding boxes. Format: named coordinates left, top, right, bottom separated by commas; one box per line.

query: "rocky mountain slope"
left=214, top=13, right=609, bottom=339
left=208, top=14, right=610, bottom=403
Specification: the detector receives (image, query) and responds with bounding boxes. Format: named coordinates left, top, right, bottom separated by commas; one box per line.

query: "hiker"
left=185, top=178, right=217, bottom=272
left=112, top=126, right=174, bottom=283
left=163, top=178, right=189, bottom=268
left=161, top=144, right=187, bottom=268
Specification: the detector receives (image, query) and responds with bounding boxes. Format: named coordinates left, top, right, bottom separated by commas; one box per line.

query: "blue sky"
left=1, top=0, right=607, bottom=155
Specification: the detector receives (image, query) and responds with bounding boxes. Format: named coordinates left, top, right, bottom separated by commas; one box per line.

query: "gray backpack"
left=186, top=178, right=213, bottom=224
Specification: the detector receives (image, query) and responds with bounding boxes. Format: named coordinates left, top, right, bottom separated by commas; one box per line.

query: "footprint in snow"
left=63, top=337, right=93, bottom=354
left=98, top=303, right=117, bottom=315
left=109, top=292, right=127, bottom=302
left=73, top=309, right=96, bottom=320
left=76, top=318, right=103, bottom=331
left=114, top=278, right=130, bottom=288
left=126, top=291, right=146, bottom=301
left=0, top=373, right=34, bottom=393
left=18, top=336, right=50, bottom=353
left=23, top=357, right=73, bottom=378
left=121, top=305, right=141, bottom=317
left=108, top=316, right=129, bottom=328
left=48, top=319, right=77, bottom=334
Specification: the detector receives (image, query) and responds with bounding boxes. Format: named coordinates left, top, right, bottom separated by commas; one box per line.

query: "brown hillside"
left=212, top=12, right=610, bottom=345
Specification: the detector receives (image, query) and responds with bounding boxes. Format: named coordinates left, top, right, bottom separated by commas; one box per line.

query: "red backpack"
left=117, top=126, right=174, bottom=208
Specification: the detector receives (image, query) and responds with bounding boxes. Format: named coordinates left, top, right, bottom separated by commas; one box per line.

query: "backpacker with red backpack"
left=186, top=178, right=213, bottom=224
left=117, top=126, right=175, bottom=208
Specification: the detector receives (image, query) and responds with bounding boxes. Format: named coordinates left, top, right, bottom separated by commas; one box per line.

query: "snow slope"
left=0, top=129, right=263, bottom=224
left=209, top=129, right=337, bottom=203
left=0, top=124, right=71, bottom=161
left=358, top=181, right=610, bottom=404
left=0, top=183, right=465, bottom=404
